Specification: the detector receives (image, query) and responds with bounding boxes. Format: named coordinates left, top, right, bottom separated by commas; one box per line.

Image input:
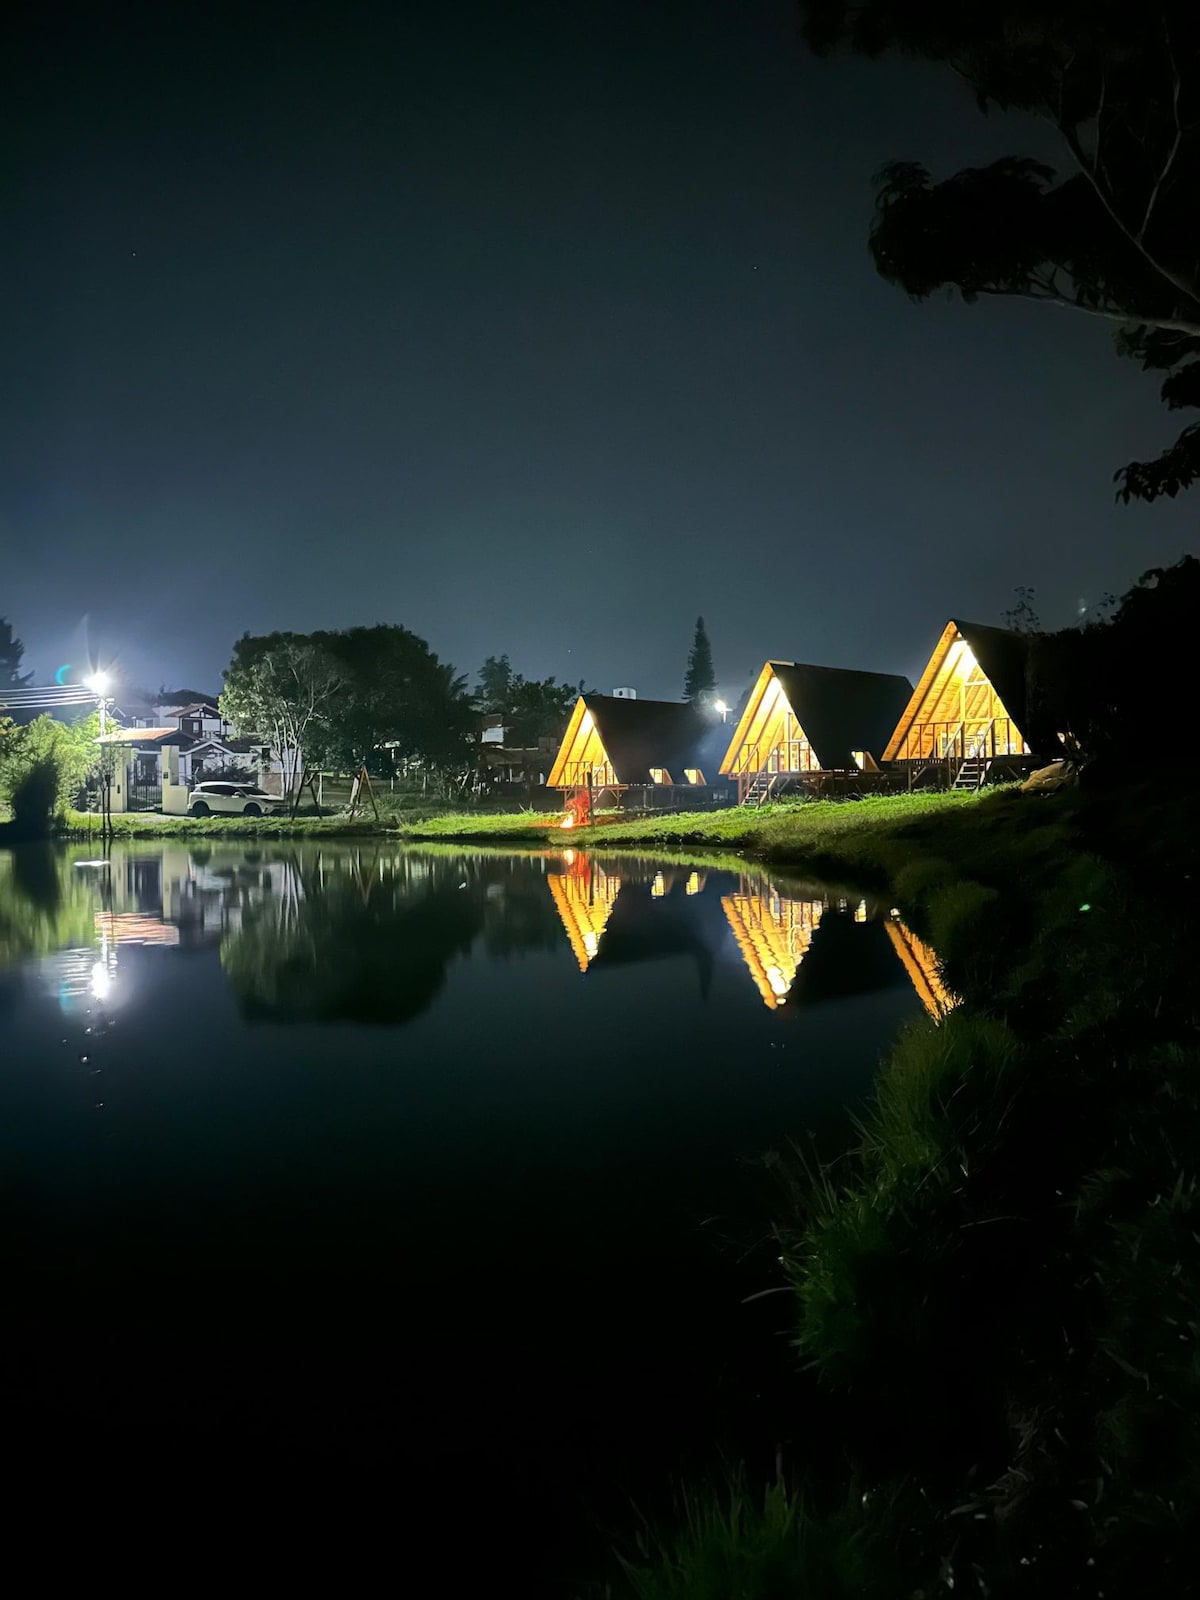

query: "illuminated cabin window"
left=685, top=768, right=704, bottom=784
left=651, top=872, right=666, bottom=898
left=852, top=751, right=865, bottom=770
left=649, top=767, right=671, bottom=785
left=685, top=871, right=704, bottom=896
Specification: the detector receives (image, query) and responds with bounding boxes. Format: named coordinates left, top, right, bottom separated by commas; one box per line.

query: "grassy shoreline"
left=609, top=776, right=1200, bottom=1598
left=55, top=809, right=395, bottom=839
left=44, top=790, right=983, bottom=860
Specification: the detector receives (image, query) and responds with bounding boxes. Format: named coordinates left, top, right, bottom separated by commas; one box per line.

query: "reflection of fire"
left=560, top=815, right=575, bottom=829
left=547, top=857, right=622, bottom=971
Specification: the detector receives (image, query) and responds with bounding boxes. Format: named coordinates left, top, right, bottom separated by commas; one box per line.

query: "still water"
left=0, top=841, right=944, bottom=1583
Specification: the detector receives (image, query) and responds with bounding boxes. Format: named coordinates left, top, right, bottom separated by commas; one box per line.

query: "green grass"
left=609, top=1472, right=883, bottom=1600
left=405, top=788, right=986, bottom=852
left=60, top=808, right=397, bottom=839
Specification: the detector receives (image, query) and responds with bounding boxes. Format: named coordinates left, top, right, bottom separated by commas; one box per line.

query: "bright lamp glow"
left=714, top=699, right=728, bottom=716
left=86, top=672, right=111, bottom=696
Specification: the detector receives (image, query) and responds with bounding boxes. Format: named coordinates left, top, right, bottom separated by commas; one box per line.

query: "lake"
left=0, top=840, right=944, bottom=1586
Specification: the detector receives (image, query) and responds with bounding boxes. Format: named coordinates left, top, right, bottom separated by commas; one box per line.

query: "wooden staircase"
left=951, top=720, right=995, bottom=791
left=952, top=755, right=990, bottom=790
left=741, top=771, right=778, bottom=806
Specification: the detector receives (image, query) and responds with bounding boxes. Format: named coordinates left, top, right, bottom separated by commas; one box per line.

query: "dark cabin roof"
left=585, top=695, right=725, bottom=784
left=950, top=618, right=1035, bottom=735
left=769, top=664, right=915, bottom=770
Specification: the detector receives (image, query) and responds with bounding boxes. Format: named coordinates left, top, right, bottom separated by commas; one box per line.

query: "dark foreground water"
left=0, top=841, right=939, bottom=1586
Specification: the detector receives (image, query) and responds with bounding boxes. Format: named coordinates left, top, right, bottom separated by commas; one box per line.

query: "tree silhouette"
left=801, top=3, right=1200, bottom=500
left=475, top=653, right=575, bottom=745
left=683, top=617, right=716, bottom=704
left=0, top=617, right=32, bottom=692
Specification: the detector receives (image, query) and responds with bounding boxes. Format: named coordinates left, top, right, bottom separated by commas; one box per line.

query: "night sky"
left=3, top=0, right=1193, bottom=704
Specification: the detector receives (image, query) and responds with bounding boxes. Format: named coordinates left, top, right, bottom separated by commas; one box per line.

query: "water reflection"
left=721, top=886, right=823, bottom=1008
left=222, top=851, right=482, bottom=1024
left=546, top=850, right=621, bottom=971
left=544, top=851, right=958, bottom=1018
left=884, top=917, right=956, bottom=1018
left=0, top=841, right=957, bottom=1027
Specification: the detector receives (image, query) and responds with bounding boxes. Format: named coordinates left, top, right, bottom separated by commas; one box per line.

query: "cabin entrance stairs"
left=741, top=771, right=779, bottom=806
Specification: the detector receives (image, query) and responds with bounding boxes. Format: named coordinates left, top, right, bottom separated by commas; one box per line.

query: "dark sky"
left=3, top=0, right=1193, bottom=703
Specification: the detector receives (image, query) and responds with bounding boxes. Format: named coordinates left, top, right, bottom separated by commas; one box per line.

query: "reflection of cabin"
left=721, top=881, right=824, bottom=1008
left=720, top=663, right=913, bottom=804
left=548, top=695, right=730, bottom=807
left=546, top=854, right=622, bottom=970
left=884, top=918, right=955, bottom=1018
left=883, top=620, right=1050, bottom=787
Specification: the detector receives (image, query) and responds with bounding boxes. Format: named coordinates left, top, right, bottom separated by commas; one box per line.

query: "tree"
left=220, top=634, right=346, bottom=797
left=0, top=711, right=103, bottom=833
left=475, top=654, right=577, bottom=746
left=1002, top=585, right=1041, bottom=633
left=683, top=616, right=717, bottom=704
left=222, top=625, right=477, bottom=786
left=801, top=3, right=1200, bottom=499
left=477, top=654, right=516, bottom=714
left=309, top=625, right=476, bottom=774
left=0, top=616, right=32, bottom=692
left=1026, top=554, right=1198, bottom=759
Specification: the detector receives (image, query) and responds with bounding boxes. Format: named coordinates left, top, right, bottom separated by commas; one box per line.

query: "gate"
left=127, top=755, right=162, bottom=811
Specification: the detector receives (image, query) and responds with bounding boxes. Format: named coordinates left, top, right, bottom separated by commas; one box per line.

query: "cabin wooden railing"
left=894, top=719, right=1026, bottom=764
left=726, top=739, right=818, bottom=778
left=555, top=760, right=618, bottom=788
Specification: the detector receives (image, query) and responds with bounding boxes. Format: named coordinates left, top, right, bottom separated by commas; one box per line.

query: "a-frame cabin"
left=883, top=619, right=1050, bottom=787
left=548, top=694, right=727, bottom=802
left=719, top=662, right=913, bottom=804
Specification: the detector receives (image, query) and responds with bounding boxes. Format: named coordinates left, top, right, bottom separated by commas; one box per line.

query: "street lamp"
left=714, top=698, right=729, bottom=723
left=86, top=671, right=112, bottom=734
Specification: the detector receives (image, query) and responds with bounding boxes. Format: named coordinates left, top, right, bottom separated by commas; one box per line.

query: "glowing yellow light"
left=854, top=900, right=868, bottom=923
left=721, top=883, right=824, bottom=1009
left=560, top=815, right=575, bottom=829
left=685, top=871, right=703, bottom=896
left=884, top=918, right=956, bottom=1019
left=651, top=873, right=666, bottom=898
left=547, top=859, right=621, bottom=971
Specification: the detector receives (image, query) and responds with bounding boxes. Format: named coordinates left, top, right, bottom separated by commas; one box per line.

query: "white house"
left=96, top=696, right=285, bottom=812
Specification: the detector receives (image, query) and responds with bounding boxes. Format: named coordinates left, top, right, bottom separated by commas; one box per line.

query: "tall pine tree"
left=0, top=617, right=32, bottom=691
left=683, top=616, right=716, bottom=705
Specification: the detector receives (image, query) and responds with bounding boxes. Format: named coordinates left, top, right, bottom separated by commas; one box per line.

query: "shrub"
left=8, top=757, right=60, bottom=836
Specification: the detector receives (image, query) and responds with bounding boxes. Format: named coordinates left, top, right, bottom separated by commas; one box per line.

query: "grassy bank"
left=608, top=777, right=1200, bottom=1598
left=406, top=788, right=984, bottom=851
left=57, top=809, right=398, bottom=839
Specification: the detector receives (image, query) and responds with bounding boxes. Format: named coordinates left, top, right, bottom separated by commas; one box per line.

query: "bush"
left=8, top=757, right=60, bottom=836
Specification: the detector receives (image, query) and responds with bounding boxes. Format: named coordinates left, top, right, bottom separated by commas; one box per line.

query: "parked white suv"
left=188, top=781, right=284, bottom=818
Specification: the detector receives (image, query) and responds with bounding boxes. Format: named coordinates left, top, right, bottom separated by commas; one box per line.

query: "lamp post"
left=714, top=698, right=729, bottom=725
left=86, top=672, right=111, bottom=734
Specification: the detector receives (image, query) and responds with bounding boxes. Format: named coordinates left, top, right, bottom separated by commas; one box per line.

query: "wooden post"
left=347, top=764, right=379, bottom=822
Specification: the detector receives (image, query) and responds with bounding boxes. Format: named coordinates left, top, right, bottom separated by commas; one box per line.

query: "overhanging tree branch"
left=973, top=283, right=1200, bottom=337
left=1056, top=115, right=1200, bottom=311
left=1138, top=19, right=1185, bottom=241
